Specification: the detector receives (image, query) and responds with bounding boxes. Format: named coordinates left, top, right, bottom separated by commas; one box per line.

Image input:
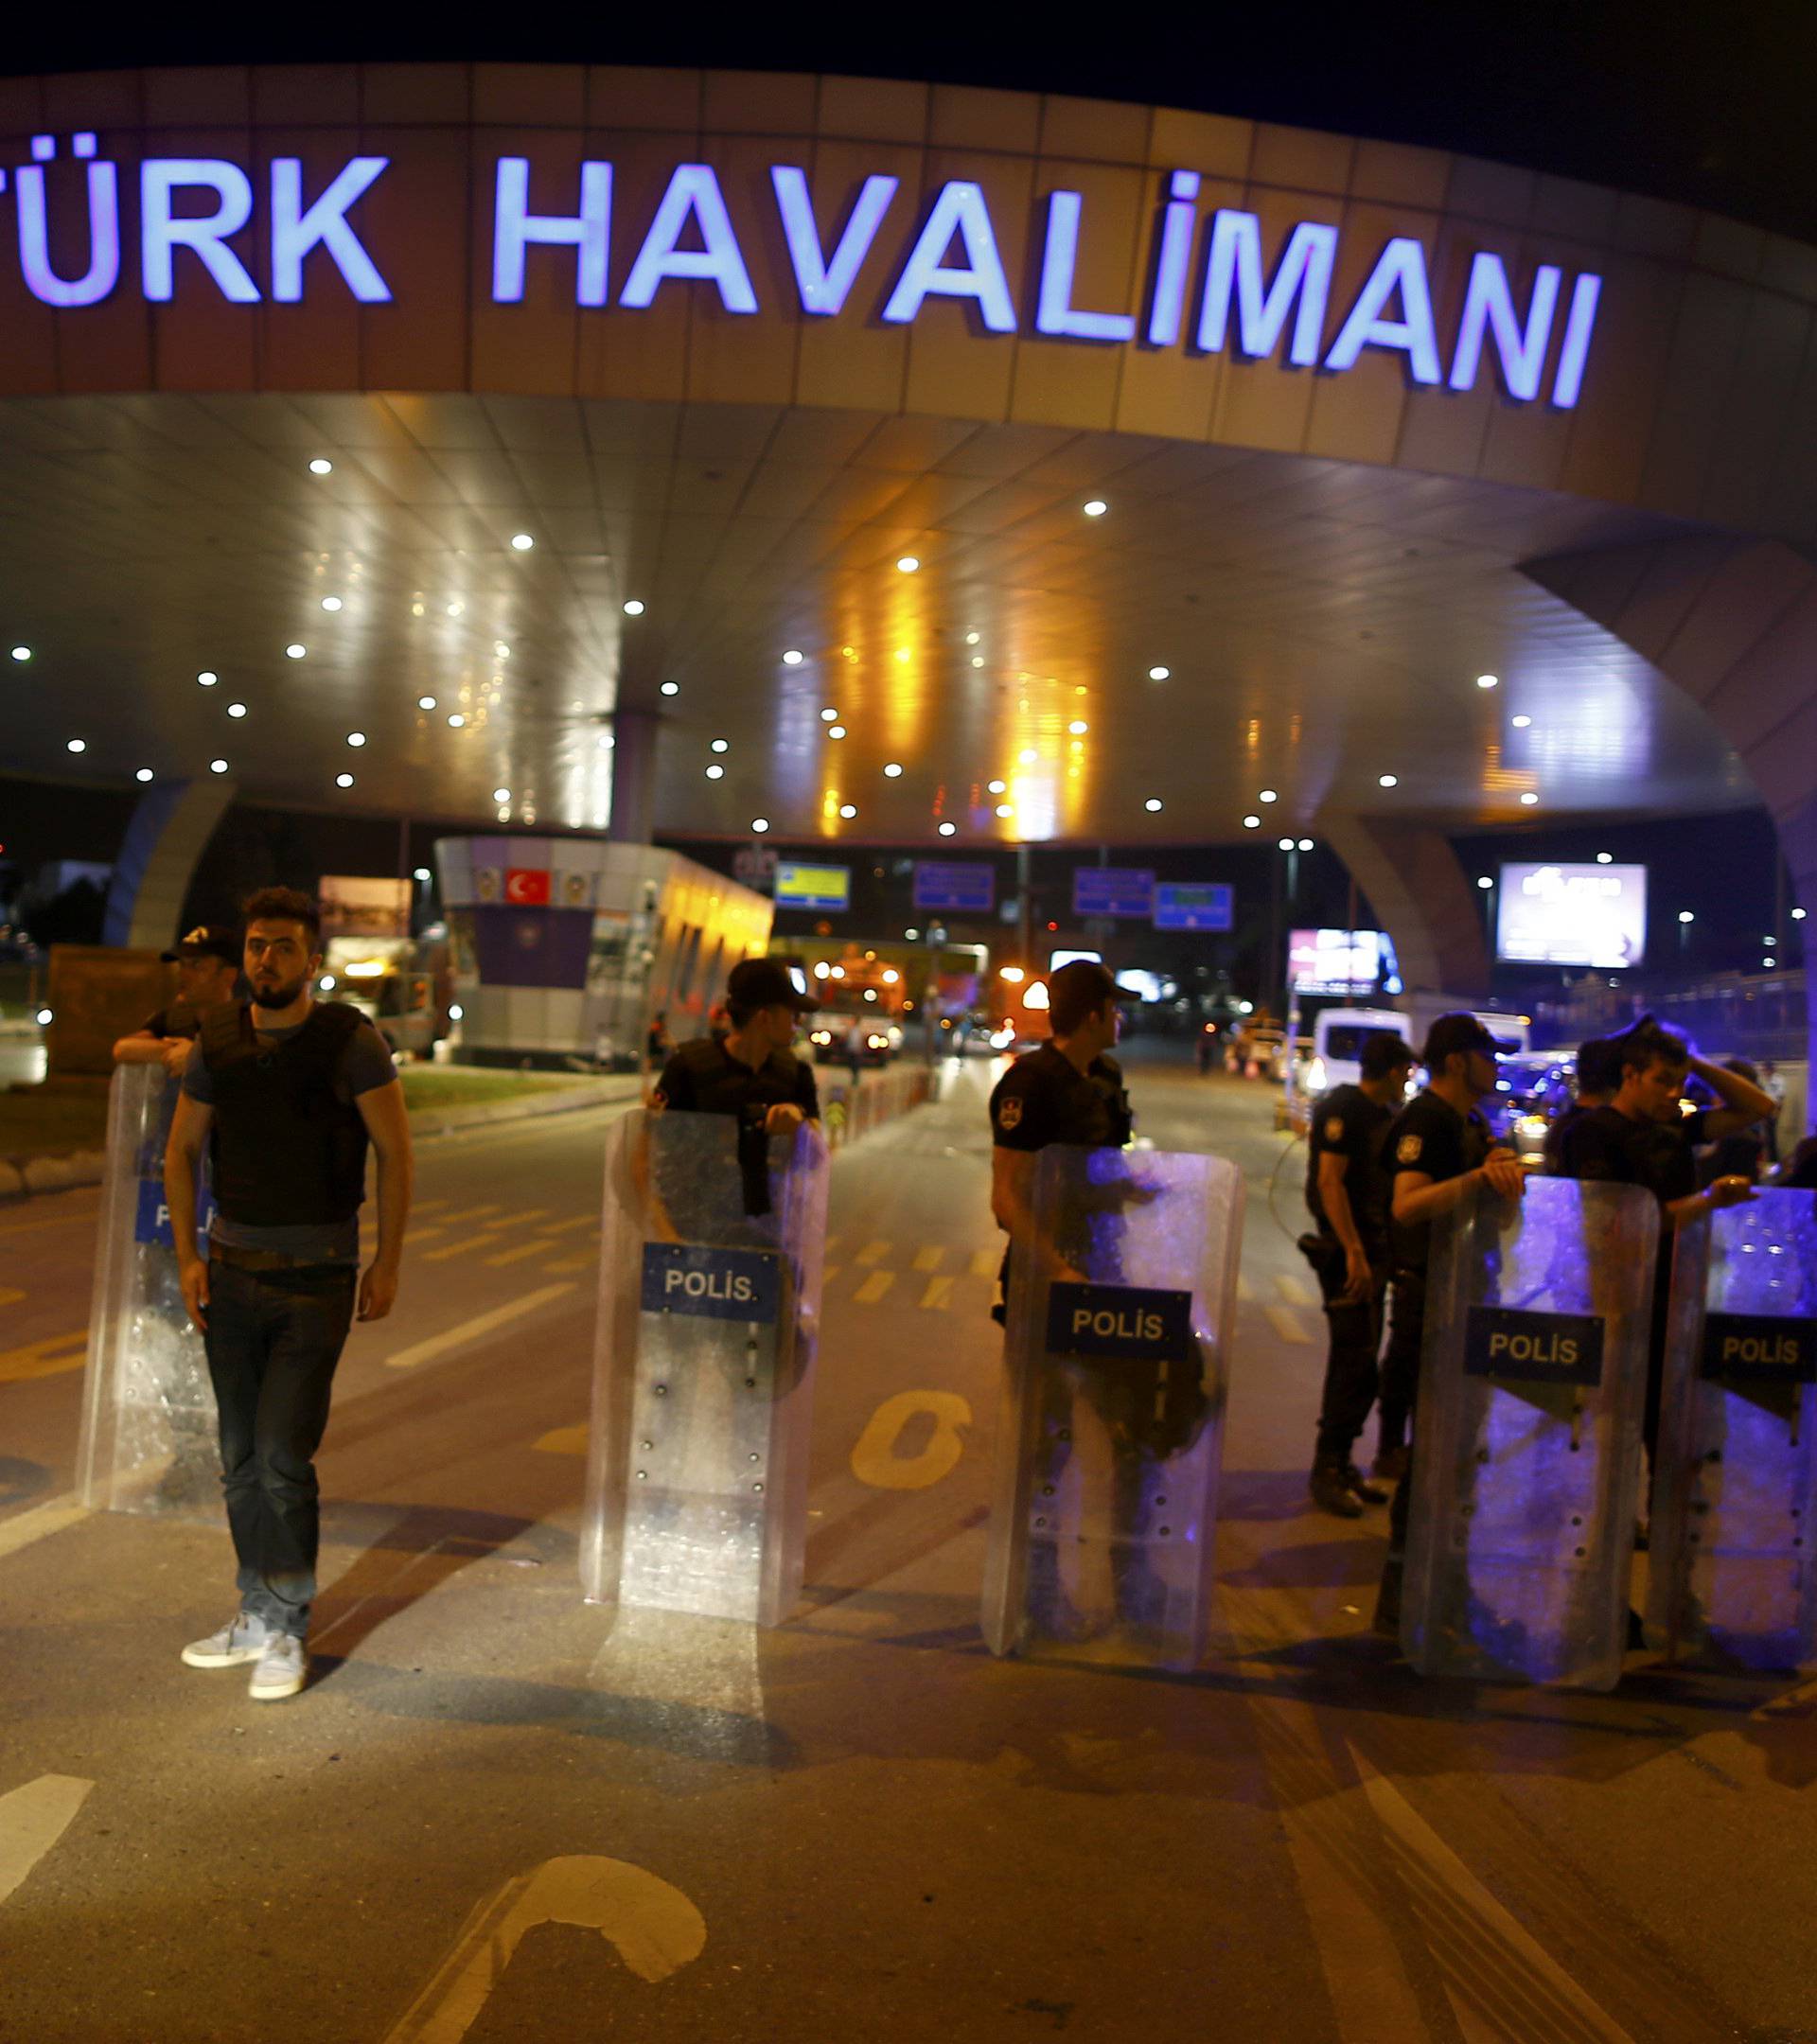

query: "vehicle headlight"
left=1515, top=1114, right=1548, bottom=1138
left=1306, top=1057, right=1327, bottom=1093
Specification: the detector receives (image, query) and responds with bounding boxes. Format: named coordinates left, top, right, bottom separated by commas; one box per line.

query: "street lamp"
left=1678, top=909, right=1694, bottom=957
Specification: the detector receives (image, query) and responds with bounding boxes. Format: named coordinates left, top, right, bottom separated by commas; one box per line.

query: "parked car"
left=1488, top=1049, right=1577, bottom=1162
left=809, top=1015, right=895, bottom=1067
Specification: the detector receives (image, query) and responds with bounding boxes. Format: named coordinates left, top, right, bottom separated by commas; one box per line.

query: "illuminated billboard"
left=1496, top=863, right=1647, bottom=968
left=773, top=861, right=851, bottom=912
left=1289, top=928, right=1382, bottom=996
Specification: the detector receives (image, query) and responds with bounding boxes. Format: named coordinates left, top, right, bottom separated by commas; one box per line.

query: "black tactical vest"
left=201, top=1002, right=370, bottom=1227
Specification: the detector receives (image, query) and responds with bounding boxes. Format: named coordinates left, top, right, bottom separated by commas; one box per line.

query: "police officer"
left=113, top=925, right=241, bottom=1076
left=1540, top=1033, right=1622, bottom=1174
left=1302, top=1031, right=1414, bottom=1516
left=1376, top=1013, right=1528, bottom=1630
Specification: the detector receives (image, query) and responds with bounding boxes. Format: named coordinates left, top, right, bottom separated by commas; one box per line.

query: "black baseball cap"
left=1422, top=1012, right=1518, bottom=1066
left=161, top=925, right=239, bottom=967
left=727, top=957, right=820, bottom=1013
left=1048, top=960, right=1141, bottom=1013
left=1360, top=1031, right=1416, bottom=1080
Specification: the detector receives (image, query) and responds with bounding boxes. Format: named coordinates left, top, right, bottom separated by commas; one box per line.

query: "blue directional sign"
left=1047, top=1282, right=1195, bottom=1364
left=913, top=862, right=996, bottom=913
left=1154, top=882, right=1234, bottom=932
left=641, top=1242, right=781, bottom=1324
left=1073, top=868, right=1155, bottom=919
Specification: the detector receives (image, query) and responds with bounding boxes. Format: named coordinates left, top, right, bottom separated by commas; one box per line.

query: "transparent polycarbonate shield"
left=1649, top=1189, right=1817, bottom=1672
left=75, top=1064, right=219, bottom=1518
left=582, top=1108, right=828, bottom=1626
left=981, top=1144, right=1244, bottom=1670
left=1402, top=1176, right=1659, bottom=1689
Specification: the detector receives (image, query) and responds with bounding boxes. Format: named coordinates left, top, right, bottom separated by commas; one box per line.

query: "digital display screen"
left=773, top=861, right=851, bottom=912
left=1495, top=863, right=1647, bottom=968
left=1288, top=928, right=1382, bottom=995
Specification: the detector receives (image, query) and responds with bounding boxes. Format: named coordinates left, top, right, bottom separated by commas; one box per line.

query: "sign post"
left=583, top=1109, right=829, bottom=1626
left=981, top=1144, right=1244, bottom=1669
left=1649, top=1189, right=1817, bottom=1671
left=1401, top=1176, right=1659, bottom=1688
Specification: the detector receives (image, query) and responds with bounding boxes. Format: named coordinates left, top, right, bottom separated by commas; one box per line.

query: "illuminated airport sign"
left=1074, top=869, right=1155, bottom=918
left=1496, top=862, right=1647, bottom=969
left=773, top=861, right=851, bottom=912
left=4, top=134, right=1602, bottom=406
left=914, top=863, right=996, bottom=913
left=1154, top=882, right=1234, bottom=932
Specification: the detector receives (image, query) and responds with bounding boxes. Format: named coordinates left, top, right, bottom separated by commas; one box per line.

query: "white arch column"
left=101, top=776, right=237, bottom=951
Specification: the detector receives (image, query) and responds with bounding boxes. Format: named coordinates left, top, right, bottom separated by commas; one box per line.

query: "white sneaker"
left=181, top=1612, right=272, bottom=1668
left=248, top=1633, right=309, bottom=1701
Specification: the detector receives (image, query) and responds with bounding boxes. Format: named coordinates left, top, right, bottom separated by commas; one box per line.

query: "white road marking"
left=0, top=1774, right=94, bottom=1907
left=0, top=1494, right=88, bottom=1563
left=384, top=1284, right=577, bottom=1370
left=1265, top=1304, right=1314, bottom=1345
left=381, top=1855, right=704, bottom=2043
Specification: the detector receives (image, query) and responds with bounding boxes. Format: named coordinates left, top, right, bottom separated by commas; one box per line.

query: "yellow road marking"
left=1274, top=1272, right=1315, bottom=1306
left=820, top=1266, right=840, bottom=1289
left=385, top=1282, right=577, bottom=1369
left=507, top=1208, right=551, bottom=1226
left=853, top=1270, right=895, bottom=1305
left=544, top=1254, right=595, bottom=1275
left=411, top=1197, right=451, bottom=1214
left=918, top=1276, right=955, bottom=1311
left=855, top=1240, right=890, bottom=1266
left=1237, top=1275, right=1257, bottom=1303
left=911, top=1245, right=944, bottom=1272
left=485, top=1241, right=551, bottom=1267
left=536, top=1214, right=595, bottom=1237
left=533, top=1423, right=589, bottom=1455
left=0, top=1774, right=95, bottom=1907
left=434, top=1203, right=504, bottom=1225
left=0, top=1289, right=23, bottom=1309
left=850, top=1390, right=972, bottom=1489
left=0, top=1201, right=100, bottom=1239
left=1264, top=1304, right=1314, bottom=1345
left=0, top=1330, right=89, bottom=1383
left=407, top=1225, right=446, bottom=1244
left=0, top=1493, right=89, bottom=1563
left=969, top=1248, right=999, bottom=1278
left=421, top=1232, right=509, bottom=1262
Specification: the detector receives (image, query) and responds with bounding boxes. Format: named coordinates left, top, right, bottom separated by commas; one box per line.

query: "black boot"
left=1309, top=1459, right=1365, bottom=1518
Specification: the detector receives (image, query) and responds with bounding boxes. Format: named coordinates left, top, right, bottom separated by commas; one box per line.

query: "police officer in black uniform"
left=113, top=925, right=241, bottom=1077
left=1302, top=1031, right=1414, bottom=1516
left=1376, top=1013, right=1527, bottom=1630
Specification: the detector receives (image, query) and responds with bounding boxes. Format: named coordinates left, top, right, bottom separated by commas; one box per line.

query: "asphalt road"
left=1, top=1047, right=1813, bottom=2043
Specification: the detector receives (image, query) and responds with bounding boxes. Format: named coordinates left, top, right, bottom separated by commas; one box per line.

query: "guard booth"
left=582, top=1109, right=829, bottom=1626
left=75, top=1063, right=219, bottom=1519
left=1649, top=1189, right=1817, bottom=1672
left=1401, top=1176, right=1658, bottom=1690
left=981, top=1145, right=1244, bottom=1670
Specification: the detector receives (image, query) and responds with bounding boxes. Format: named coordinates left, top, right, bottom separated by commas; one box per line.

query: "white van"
left=1301, top=1007, right=1415, bottom=1101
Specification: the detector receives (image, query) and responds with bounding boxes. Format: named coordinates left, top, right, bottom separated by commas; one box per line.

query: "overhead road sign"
left=1073, top=869, right=1155, bottom=919
left=914, top=863, right=995, bottom=914
left=1154, top=883, right=1233, bottom=932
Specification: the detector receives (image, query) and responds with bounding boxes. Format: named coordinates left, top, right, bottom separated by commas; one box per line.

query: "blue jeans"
left=203, top=1261, right=356, bottom=1637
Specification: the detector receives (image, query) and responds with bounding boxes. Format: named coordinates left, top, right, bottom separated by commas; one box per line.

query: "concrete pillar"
left=1316, top=812, right=1491, bottom=1010
left=606, top=709, right=659, bottom=846
left=101, top=776, right=236, bottom=950
left=1526, top=535, right=1816, bottom=1127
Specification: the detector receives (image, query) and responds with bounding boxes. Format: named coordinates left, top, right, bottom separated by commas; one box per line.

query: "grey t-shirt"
left=182, top=1010, right=397, bottom=1263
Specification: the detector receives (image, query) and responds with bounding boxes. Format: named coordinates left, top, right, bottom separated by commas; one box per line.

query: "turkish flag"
left=503, top=868, right=551, bottom=906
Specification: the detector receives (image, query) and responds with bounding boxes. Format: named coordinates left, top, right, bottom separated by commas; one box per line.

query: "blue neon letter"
left=1035, top=191, right=1136, bottom=343
left=15, top=147, right=119, bottom=308
left=1145, top=168, right=1200, bottom=347
left=1323, top=237, right=1441, bottom=384
left=1196, top=211, right=1336, bottom=365
left=141, top=160, right=259, bottom=303
left=1447, top=253, right=1561, bottom=400
left=620, top=164, right=757, bottom=314
left=771, top=166, right=897, bottom=316
left=492, top=158, right=611, bottom=307
left=1550, top=273, right=1602, bottom=409
left=880, top=181, right=1016, bottom=333
left=271, top=156, right=391, bottom=303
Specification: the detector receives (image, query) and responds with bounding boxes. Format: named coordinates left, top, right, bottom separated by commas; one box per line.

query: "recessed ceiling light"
left=828, top=725, right=847, bottom=739
left=1792, top=907, right=1808, bottom=920
left=9, top=645, right=29, bottom=661
left=418, top=696, right=437, bottom=711
left=446, top=602, right=464, bottom=617
left=967, top=656, right=982, bottom=668
left=938, top=821, right=957, bottom=837
left=623, top=599, right=644, bottom=615
left=883, top=763, right=903, bottom=778
left=197, top=670, right=218, bottom=686
left=1083, top=499, right=1107, bottom=518
left=1147, top=799, right=1166, bottom=813
left=321, top=596, right=343, bottom=612
left=987, top=779, right=1006, bottom=795
left=1378, top=774, right=1398, bottom=787
left=494, top=641, right=510, bottom=660
left=209, top=758, right=229, bottom=774
left=995, top=802, right=1014, bottom=819
left=309, top=457, right=332, bottom=475
left=509, top=533, right=534, bottom=551
left=414, top=867, right=432, bottom=882
left=820, top=707, right=839, bottom=722
left=1243, top=814, right=1261, bottom=828
left=1018, top=748, right=1037, bottom=766
left=1278, top=836, right=1295, bottom=850
left=1596, top=852, right=1613, bottom=863
left=1297, top=838, right=1313, bottom=851
left=598, top=733, right=613, bottom=749
left=1148, top=665, right=1170, bottom=681
left=711, top=739, right=728, bottom=753
left=1259, top=788, right=1278, bottom=802
left=751, top=818, right=769, bottom=833
left=336, top=773, right=354, bottom=788
left=346, top=732, right=365, bottom=748
left=1067, top=720, right=1088, bottom=734
left=286, top=643, right=306, bottom=660
left=705, top=765, right=724, bottom=780
left=135, top=767, right=154, bottom=783
left=894, top=648, right=910, bottom=664
left=964, top=631, right=980, bottom=645
left=492, top=786, right=511, bottom=803
left=839, top=803, right=857, bottom=819
left=1511, top=714, right=1531, bottom=729
left=660, top=680, right=679, bottom=696
left=411, top=602, right=425, bottom=617
left=65, top=737, right=85, bottom=753
left=783, top=649, right=803, bottom=665
left=1477, top=875, right=1494, bottom=890
left=448, top=714, right=466, bottom=728
left=896, top=555, right=920, bottom=573
left=1520, top=790, right=1540, bottom=805
left=1476, top=674, right=1499, bottom=689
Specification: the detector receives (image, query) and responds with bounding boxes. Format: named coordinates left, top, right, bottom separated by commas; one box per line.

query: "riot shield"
left=1649, top=1189, right=1817, bottom=1672
left=74, top=1064, right=219, bottom=1518
left=1402, top=1176, right=1658, bottom=1689
left=981, top=1144, right=1244, bottom=1670
left=581, top=1108, right=829, bottom=1626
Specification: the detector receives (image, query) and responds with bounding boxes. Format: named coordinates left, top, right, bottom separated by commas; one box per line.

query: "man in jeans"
left=165, top=888, right=413, bottom=1700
